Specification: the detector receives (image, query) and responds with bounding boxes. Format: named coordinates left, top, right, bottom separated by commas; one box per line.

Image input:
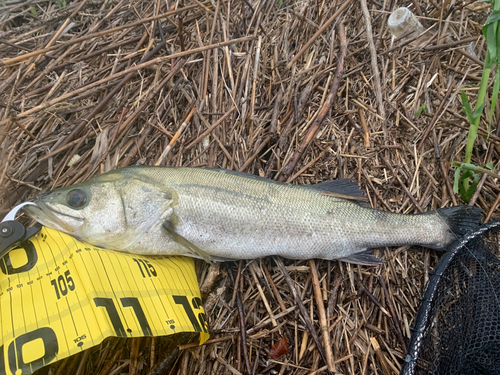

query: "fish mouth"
left=23, top=201, right=84, bottom=233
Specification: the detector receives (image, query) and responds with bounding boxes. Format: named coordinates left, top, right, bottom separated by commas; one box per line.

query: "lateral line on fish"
left=320, top=191, right=369, bottom=201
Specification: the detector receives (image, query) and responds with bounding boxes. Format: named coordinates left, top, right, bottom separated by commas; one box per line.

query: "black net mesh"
left=401, top=220, right=500, bottom=375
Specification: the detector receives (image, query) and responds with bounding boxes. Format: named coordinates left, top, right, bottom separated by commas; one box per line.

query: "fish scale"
left=23, top=166, right=483, bottom=265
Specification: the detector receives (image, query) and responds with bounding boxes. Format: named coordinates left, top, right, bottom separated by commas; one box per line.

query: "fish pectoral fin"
left=310, top=179, right=369, bottom=204
left=338, top=250, right=384, bottom=266
left=162, top=220, right=214, bottom=264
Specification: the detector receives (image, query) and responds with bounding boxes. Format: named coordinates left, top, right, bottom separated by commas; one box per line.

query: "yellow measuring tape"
left=0, top=227, right=209, bottom=375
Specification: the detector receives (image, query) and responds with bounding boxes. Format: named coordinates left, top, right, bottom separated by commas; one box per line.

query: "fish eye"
left=66, top=189, right=87, bottom=208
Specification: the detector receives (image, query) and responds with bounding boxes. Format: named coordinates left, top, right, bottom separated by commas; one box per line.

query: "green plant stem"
left=452, top=162, right=500, bottom=180
left=465, top=67, right=490, bottom=165
left=462, top=65, right=490, bottom=191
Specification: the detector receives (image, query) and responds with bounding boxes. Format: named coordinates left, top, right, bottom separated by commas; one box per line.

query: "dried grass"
left=1, top=0, right=499, bottom=373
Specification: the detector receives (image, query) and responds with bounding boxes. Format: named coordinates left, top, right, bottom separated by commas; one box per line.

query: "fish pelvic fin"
left=431, top=206, right=483, bottom=249
left=339, top=250, right=384, bottom=266
left=162, top=220, right=214, bottom=263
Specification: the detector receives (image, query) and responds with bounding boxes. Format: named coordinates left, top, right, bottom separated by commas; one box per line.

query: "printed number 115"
left=132, top=258, right=157, bottom=278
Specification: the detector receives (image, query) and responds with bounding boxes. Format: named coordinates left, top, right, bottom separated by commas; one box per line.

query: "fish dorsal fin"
left=207, top=168, right=287, bottom=184
left=208, top=168, right=370, bottom=204
left=309, top=179, right=369, bottom=202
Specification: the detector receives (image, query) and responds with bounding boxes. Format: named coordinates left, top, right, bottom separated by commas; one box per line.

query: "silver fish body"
left=23, top=166, right=482, bottom=264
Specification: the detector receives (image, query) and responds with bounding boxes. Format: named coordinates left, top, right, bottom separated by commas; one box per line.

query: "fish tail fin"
left=433, top=206, right=483, bottom=247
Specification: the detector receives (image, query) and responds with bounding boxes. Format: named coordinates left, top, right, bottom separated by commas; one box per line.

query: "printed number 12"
left=173, top=295, right=207, bottom=333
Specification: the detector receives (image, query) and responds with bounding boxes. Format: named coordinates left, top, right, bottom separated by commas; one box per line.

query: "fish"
left=23, top=166, right=482, bottom=265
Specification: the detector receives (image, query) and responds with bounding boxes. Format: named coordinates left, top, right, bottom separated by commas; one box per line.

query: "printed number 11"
left=94, top=297, right=152, bottom=336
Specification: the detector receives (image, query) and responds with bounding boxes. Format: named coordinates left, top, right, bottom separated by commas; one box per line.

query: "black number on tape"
left=132, top=258, right=157, bottom=278
left=0, top=327, right=58, bottom=375
left=0, top=241, right=38, bottom=275
left=191, top=297, right=208, bottom=331
left=50, top=270, right=75, bottom=300
left=145, top=260, right=157, bottom=276
left=73, top=334, right=86, bottom=343
left=192, top=297, right=202, bottom=309
left=173, top=295, right=208, bottom=333
left=121, top=298, right=152, bottom=336
left=94, top=297, right=151, bottom=337
left=94, top=298, right=126, bottom=337
left=198, top=312, right=208, bottom=332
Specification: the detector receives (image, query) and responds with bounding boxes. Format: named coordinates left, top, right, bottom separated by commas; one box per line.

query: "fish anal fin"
left=162, top=221, right=214, bottom=264
left=339, top=250, right=383, bottom=266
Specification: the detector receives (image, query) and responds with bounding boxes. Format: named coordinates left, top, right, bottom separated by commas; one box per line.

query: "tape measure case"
left=0, top=227, right=209, bottom=375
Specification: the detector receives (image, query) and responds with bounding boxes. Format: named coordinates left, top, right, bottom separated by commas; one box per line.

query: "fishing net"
left=401, top=220, right=500, bottom=375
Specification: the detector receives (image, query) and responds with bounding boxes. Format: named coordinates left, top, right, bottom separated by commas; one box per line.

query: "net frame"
left=401, top=219, right=500, bottom=375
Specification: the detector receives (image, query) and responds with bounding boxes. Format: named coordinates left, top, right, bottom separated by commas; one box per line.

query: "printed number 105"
left=50, top=270, right=75, bottom=299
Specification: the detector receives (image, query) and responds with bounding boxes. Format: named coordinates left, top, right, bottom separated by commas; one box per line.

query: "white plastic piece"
left=1, top=202, right=36, bottom=222
left=68, top=154, right=81, bottom=167
left=466, top=41, right=478, bottom=59
left=388, top=7, right=425, bottom=39
left=61, top=22, right=75, bottom=37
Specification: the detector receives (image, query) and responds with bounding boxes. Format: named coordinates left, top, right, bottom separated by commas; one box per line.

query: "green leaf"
left=471, top=172, right=481, bottom=192
left=483, top=10, right=500, bottom=28
left=473, top=171, right=480, bottom=184
left=463, top=163, right=478, bottom=170
left=458, top=177, right=475, bottom=202
left=490, top=64, right=500, bottom=125
left=457, top=168, right=481, bottom=203
left=486, top=162, right=494, bottom=169
left=461, top=91, right=474, bottom=124
left=453, top=167, right=461, bottom=194
left=482, top=22, right=489, bottom=37
left=460, top=3, right=500, bottom=184
left=461, top=170, right=475, bottom=180
left=415, top=103, right=427, bottom=117
left=472, top=102, right=485, bottom=120
left=486, top=22, right=497, bottom=63
left=458, top=179, right=469, bottom=202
